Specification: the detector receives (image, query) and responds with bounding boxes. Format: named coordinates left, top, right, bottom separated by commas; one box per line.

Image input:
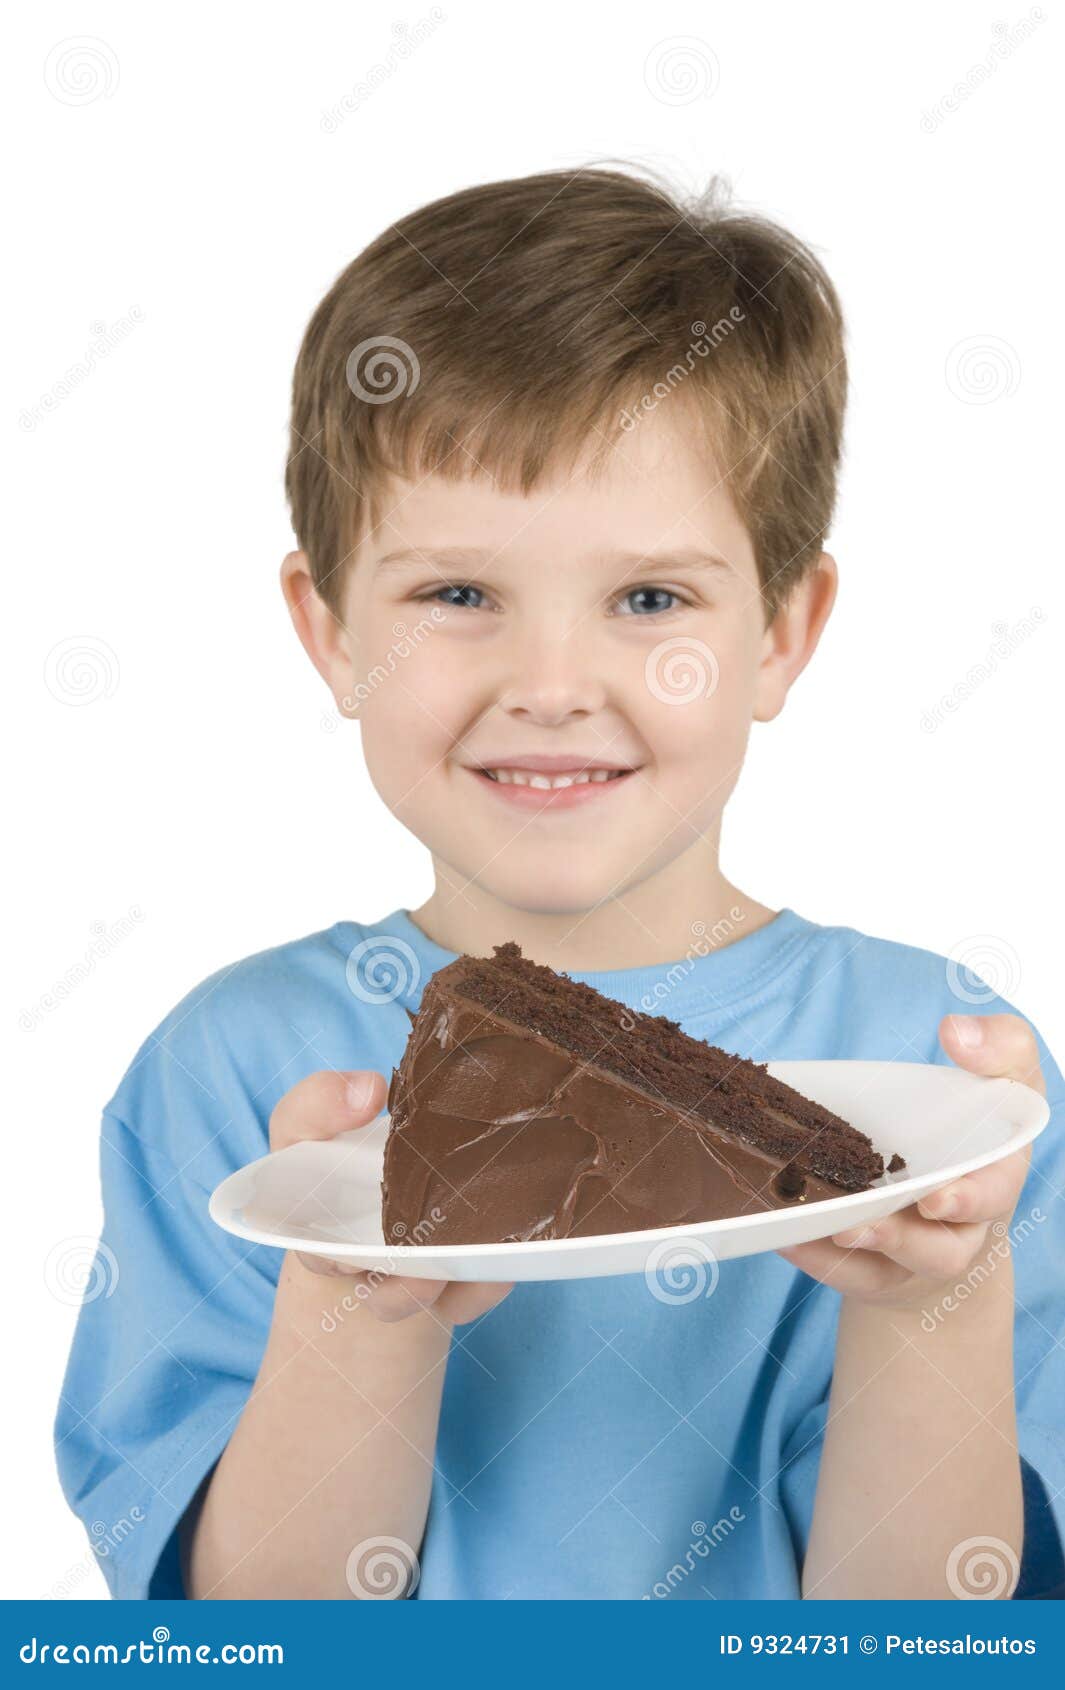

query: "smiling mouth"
left=477, top=767, right=634, bottom=790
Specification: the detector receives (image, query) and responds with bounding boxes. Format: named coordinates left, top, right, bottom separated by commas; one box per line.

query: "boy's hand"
left=269, top=1069, right=514, bottom=1326
left=777, top=1014, right=1044, bottom=1309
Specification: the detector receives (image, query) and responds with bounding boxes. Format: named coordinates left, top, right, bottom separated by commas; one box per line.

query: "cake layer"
left=382, top=947, right=897, bottom=1246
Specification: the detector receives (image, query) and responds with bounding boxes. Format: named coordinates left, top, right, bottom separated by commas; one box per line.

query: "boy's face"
left=294, top=408, right=832, bottom=922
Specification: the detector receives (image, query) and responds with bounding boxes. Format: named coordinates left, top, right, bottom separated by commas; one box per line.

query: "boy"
left=56, top=166, right=1064, bottom=1600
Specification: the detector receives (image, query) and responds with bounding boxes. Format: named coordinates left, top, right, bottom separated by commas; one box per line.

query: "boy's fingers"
left=294, top=1250, right=339, bottom=1270
left=363, top=1276, right=449, bottom=1322
left=833, top=1210, right=988, bottom=1279
left=295, top=1249, right=361, bottom=1279
left=436, top=1282, right=515, bottom=1325
left=777, top=1239, right=912, bottom=1297
left=918, top=1148, right=1031, bottom=1223
left=926, top=1015, right=1040, bottom=1228
left=270, top=1068, right=387, bottom=1150
left=363, top=1278, right=515, bottom=1324
left=938, top=1013, right=1045, bottom=1095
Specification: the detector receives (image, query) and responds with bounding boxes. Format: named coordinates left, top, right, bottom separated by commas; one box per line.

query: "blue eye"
left=431, top=584, right=485, bottom=609
left=617, top=586, right=681, bottom=616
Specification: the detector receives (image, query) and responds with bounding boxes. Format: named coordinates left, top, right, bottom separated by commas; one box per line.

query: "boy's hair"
left=286, top=165, right=847, bottom=624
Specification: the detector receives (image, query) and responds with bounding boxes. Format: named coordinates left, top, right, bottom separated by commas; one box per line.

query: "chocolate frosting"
left=383, top=979, right=851, bottom=1246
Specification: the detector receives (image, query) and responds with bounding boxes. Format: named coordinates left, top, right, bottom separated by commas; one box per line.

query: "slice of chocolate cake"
left=382, top=941, right=903, bottom=1246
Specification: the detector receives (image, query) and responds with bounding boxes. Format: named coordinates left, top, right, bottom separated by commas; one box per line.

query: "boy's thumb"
left=343, top=1070, right=382, bottom=1113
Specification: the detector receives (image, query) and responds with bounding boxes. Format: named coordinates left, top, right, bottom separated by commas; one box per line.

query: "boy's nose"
left=498, top=629, right=607, bottom=723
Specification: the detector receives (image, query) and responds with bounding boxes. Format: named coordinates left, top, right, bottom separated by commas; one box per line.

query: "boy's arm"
left=780, top=1011, right=1042, bottom=1600
left=183, top=1251, right=451, bottom=1599
left=801, top=1248, right=1021, bottom=1599
left=184, top=1070, right=512, bottom=1600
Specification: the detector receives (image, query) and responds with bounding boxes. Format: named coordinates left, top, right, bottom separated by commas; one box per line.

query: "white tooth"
left=488, top=767, right=615, bottom=787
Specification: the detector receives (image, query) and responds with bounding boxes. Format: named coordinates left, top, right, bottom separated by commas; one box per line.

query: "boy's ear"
left=280, top=550, right=354, bottom=713
left=752, top=550, right=838, bottom=724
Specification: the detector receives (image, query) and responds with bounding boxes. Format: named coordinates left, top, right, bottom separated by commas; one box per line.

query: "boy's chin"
left=472, top=868, right=637, bottom=920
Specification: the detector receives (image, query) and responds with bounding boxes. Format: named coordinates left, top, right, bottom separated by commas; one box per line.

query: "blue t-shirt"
left=55, top=906, right=1065, bottom=1599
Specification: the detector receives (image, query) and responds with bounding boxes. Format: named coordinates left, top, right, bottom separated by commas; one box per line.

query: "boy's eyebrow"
left=373, top=545, right=737, bottom=577
left=604, top=548, right=738, bottom=579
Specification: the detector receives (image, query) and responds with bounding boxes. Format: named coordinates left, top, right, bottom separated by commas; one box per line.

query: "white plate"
left=208, top=1061, right=1049, bottom=1282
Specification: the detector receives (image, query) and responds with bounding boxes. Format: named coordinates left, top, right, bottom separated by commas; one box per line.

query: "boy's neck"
left=407, top=849, right=777, bottom=973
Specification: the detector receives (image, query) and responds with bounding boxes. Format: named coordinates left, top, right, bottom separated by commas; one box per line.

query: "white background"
left=6, top=0, right=1061, bottom=1598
